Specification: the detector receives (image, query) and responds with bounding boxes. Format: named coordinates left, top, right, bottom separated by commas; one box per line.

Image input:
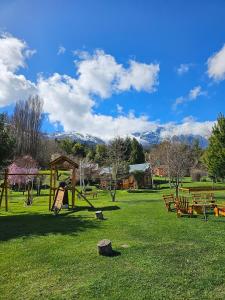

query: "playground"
left=1, top=174, right=225, bottom=299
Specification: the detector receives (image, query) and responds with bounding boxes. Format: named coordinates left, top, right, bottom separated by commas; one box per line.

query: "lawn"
left=1, top=181, right=225, bottom=299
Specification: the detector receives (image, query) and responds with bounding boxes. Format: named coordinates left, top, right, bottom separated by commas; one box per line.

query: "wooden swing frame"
left=0, top=155, right=79, bottom=212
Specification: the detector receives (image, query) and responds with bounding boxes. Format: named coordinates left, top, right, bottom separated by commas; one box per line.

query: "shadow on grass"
left=100, top=250, right=121, bottom=257
left=68, top=205, right=121, bottom=212
left=118, top=199, right=161, bottom=204
left=127, top=190, right=158, bottom=194
left=0, top=213, right=99, bottom=242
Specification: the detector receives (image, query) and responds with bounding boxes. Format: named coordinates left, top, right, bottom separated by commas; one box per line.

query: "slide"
left=51, top=187, right=65, bottom=213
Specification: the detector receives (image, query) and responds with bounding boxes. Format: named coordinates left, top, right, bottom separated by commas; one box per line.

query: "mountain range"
left=49, top=128, right=209, bottom=148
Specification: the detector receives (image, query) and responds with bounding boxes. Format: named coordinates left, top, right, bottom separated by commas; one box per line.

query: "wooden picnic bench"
left=191, top=193, right=216, bottom=214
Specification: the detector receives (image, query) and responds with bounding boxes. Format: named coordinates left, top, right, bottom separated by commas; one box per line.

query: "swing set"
left=0, top=155, right=94, bottom=212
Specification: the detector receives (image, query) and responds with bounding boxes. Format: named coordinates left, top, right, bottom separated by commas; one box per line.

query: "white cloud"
left=116, top=104, right=123, bottom=114
left=176, top=63, right=191, bottom=75
left=117, top=60, right=159, bottom=92
left=75, top=50, right=159, bottom=97
left=57, top=46, right=66, bottom=55
left=160, top=119, right=214, bottom=139
left=188, top=86, right=203, bottom=100
left=0, top=33, right=37, bottom=107
left=207, top=44, right=225, bottom=81
left=173, top=85, right=206, bottom=110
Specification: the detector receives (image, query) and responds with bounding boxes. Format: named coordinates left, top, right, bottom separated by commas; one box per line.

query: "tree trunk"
left=95, top=211, right=104, bottom=220
left=97, top=239, right=113, bottom=256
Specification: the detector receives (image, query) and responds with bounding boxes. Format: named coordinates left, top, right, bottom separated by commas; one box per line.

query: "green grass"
left=1, top=181, right=225, bottom=299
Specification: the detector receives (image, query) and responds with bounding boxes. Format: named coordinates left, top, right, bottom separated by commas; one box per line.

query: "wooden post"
left=72, top=168, right=76, bottom=209
left=0, top=181, right=4, bottom=208
left=49, top=168, right=53, bottom=211
left=5, top=169, right=8, bottom=211
left=53, top=169, right=57, bottom=197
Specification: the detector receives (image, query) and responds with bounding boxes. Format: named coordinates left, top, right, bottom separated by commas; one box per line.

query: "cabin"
left=153, top=165, right=167, bottom=177
left=100, top=163, right=152, bottom=190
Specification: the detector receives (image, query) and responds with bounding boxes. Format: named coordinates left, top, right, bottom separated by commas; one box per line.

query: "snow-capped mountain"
left=49, top=129, right=209, bottom=148
left=132, top=130, right=208, bottom=148
left=49, top=132, right=105, bottom=145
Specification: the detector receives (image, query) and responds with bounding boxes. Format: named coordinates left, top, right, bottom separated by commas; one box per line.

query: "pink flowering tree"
left=8, top=156, right=38, bottom=202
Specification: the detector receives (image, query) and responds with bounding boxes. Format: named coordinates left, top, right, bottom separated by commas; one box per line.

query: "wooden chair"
left=175, top=196, right=193, bottom=217
left=214, top=205, right=225, bottom=217
left=162, top=194, right=175, bottom=212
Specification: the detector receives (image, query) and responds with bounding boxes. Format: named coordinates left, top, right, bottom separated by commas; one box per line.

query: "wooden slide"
left=51, top=187, right=65, bottom=213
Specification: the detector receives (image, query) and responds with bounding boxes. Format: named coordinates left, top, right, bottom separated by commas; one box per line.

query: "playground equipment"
left=49, top=156, right=94, bottom=212
left=0, top=168, right=43, bottom=211
left=0, top=155, right=94, bottom=212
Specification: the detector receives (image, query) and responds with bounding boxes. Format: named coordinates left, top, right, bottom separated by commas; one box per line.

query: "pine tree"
left=129, top=138, right=145, bottom=164
left=0, top=113, right=14, bottom=167
left=203, top=114, right=225, bottom=181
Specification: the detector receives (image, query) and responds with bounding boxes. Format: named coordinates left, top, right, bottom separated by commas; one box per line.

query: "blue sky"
left=0, top=0, right=225, bottom=139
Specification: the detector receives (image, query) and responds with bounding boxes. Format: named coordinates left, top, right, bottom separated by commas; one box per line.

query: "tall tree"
left=129, top=138, right=145, bottom=164
left=12, top=95, right=43, bottom=159
left=0, top=113, right=14, bottom=167
left=203, top=114, right=225, bottom=181
left=164, top=141, right=194, bottom=197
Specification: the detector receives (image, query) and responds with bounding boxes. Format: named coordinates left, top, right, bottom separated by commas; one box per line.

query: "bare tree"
left=102, top=137, right=129, bottom=202
left=163, top=141, right=194, bottom=197
left=12, top=95, right=43, bottom=159
left=146, top=145, right=164, bottom=187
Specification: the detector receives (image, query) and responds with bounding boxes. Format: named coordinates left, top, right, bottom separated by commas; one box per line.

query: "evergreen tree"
left=203, top=114, right=225, bottom=181
left=94, top=144, right=107, bottom=165
left=72, top=143, right=86, bottom=158
left=86, top=147, right=96, bottom=161
left=57, top=138, right=74, bottom=155
left=0, top=113, right=14, bottom=167
left=124, top=137, right=132, bottom=161
left=129, top=138, right=145, bottom=164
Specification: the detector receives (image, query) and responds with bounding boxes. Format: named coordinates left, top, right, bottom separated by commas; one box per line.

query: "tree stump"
left=95, top=210, right=104, bottom=220
left=97, top=239, right=113, bottom=256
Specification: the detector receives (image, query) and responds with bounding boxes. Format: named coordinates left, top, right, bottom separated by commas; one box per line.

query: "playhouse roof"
left=49, top=155, right=79, bottom=169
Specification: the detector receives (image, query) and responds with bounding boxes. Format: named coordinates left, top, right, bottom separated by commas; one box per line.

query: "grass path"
left=1, top=185, right=225, bottom=299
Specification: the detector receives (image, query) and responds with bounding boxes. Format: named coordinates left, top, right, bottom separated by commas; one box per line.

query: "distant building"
left=100, top=163, right=152, bottom=189
left=153, top=165, right=167, bottom=177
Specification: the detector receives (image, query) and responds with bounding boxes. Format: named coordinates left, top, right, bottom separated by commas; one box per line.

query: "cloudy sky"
left=0, top=0, right=224, bottom=140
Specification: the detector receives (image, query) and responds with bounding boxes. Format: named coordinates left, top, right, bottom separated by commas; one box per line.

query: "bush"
left=201, top=176, right=207, bottom=182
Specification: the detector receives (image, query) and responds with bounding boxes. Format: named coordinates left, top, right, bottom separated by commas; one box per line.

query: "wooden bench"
left=192, top=192, right=215, bottom=204
left=162, top=194, right=175, bottom=212
left=191, top=193, right=216, bottom=214
left=175, top=196, right=193, bottom=217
